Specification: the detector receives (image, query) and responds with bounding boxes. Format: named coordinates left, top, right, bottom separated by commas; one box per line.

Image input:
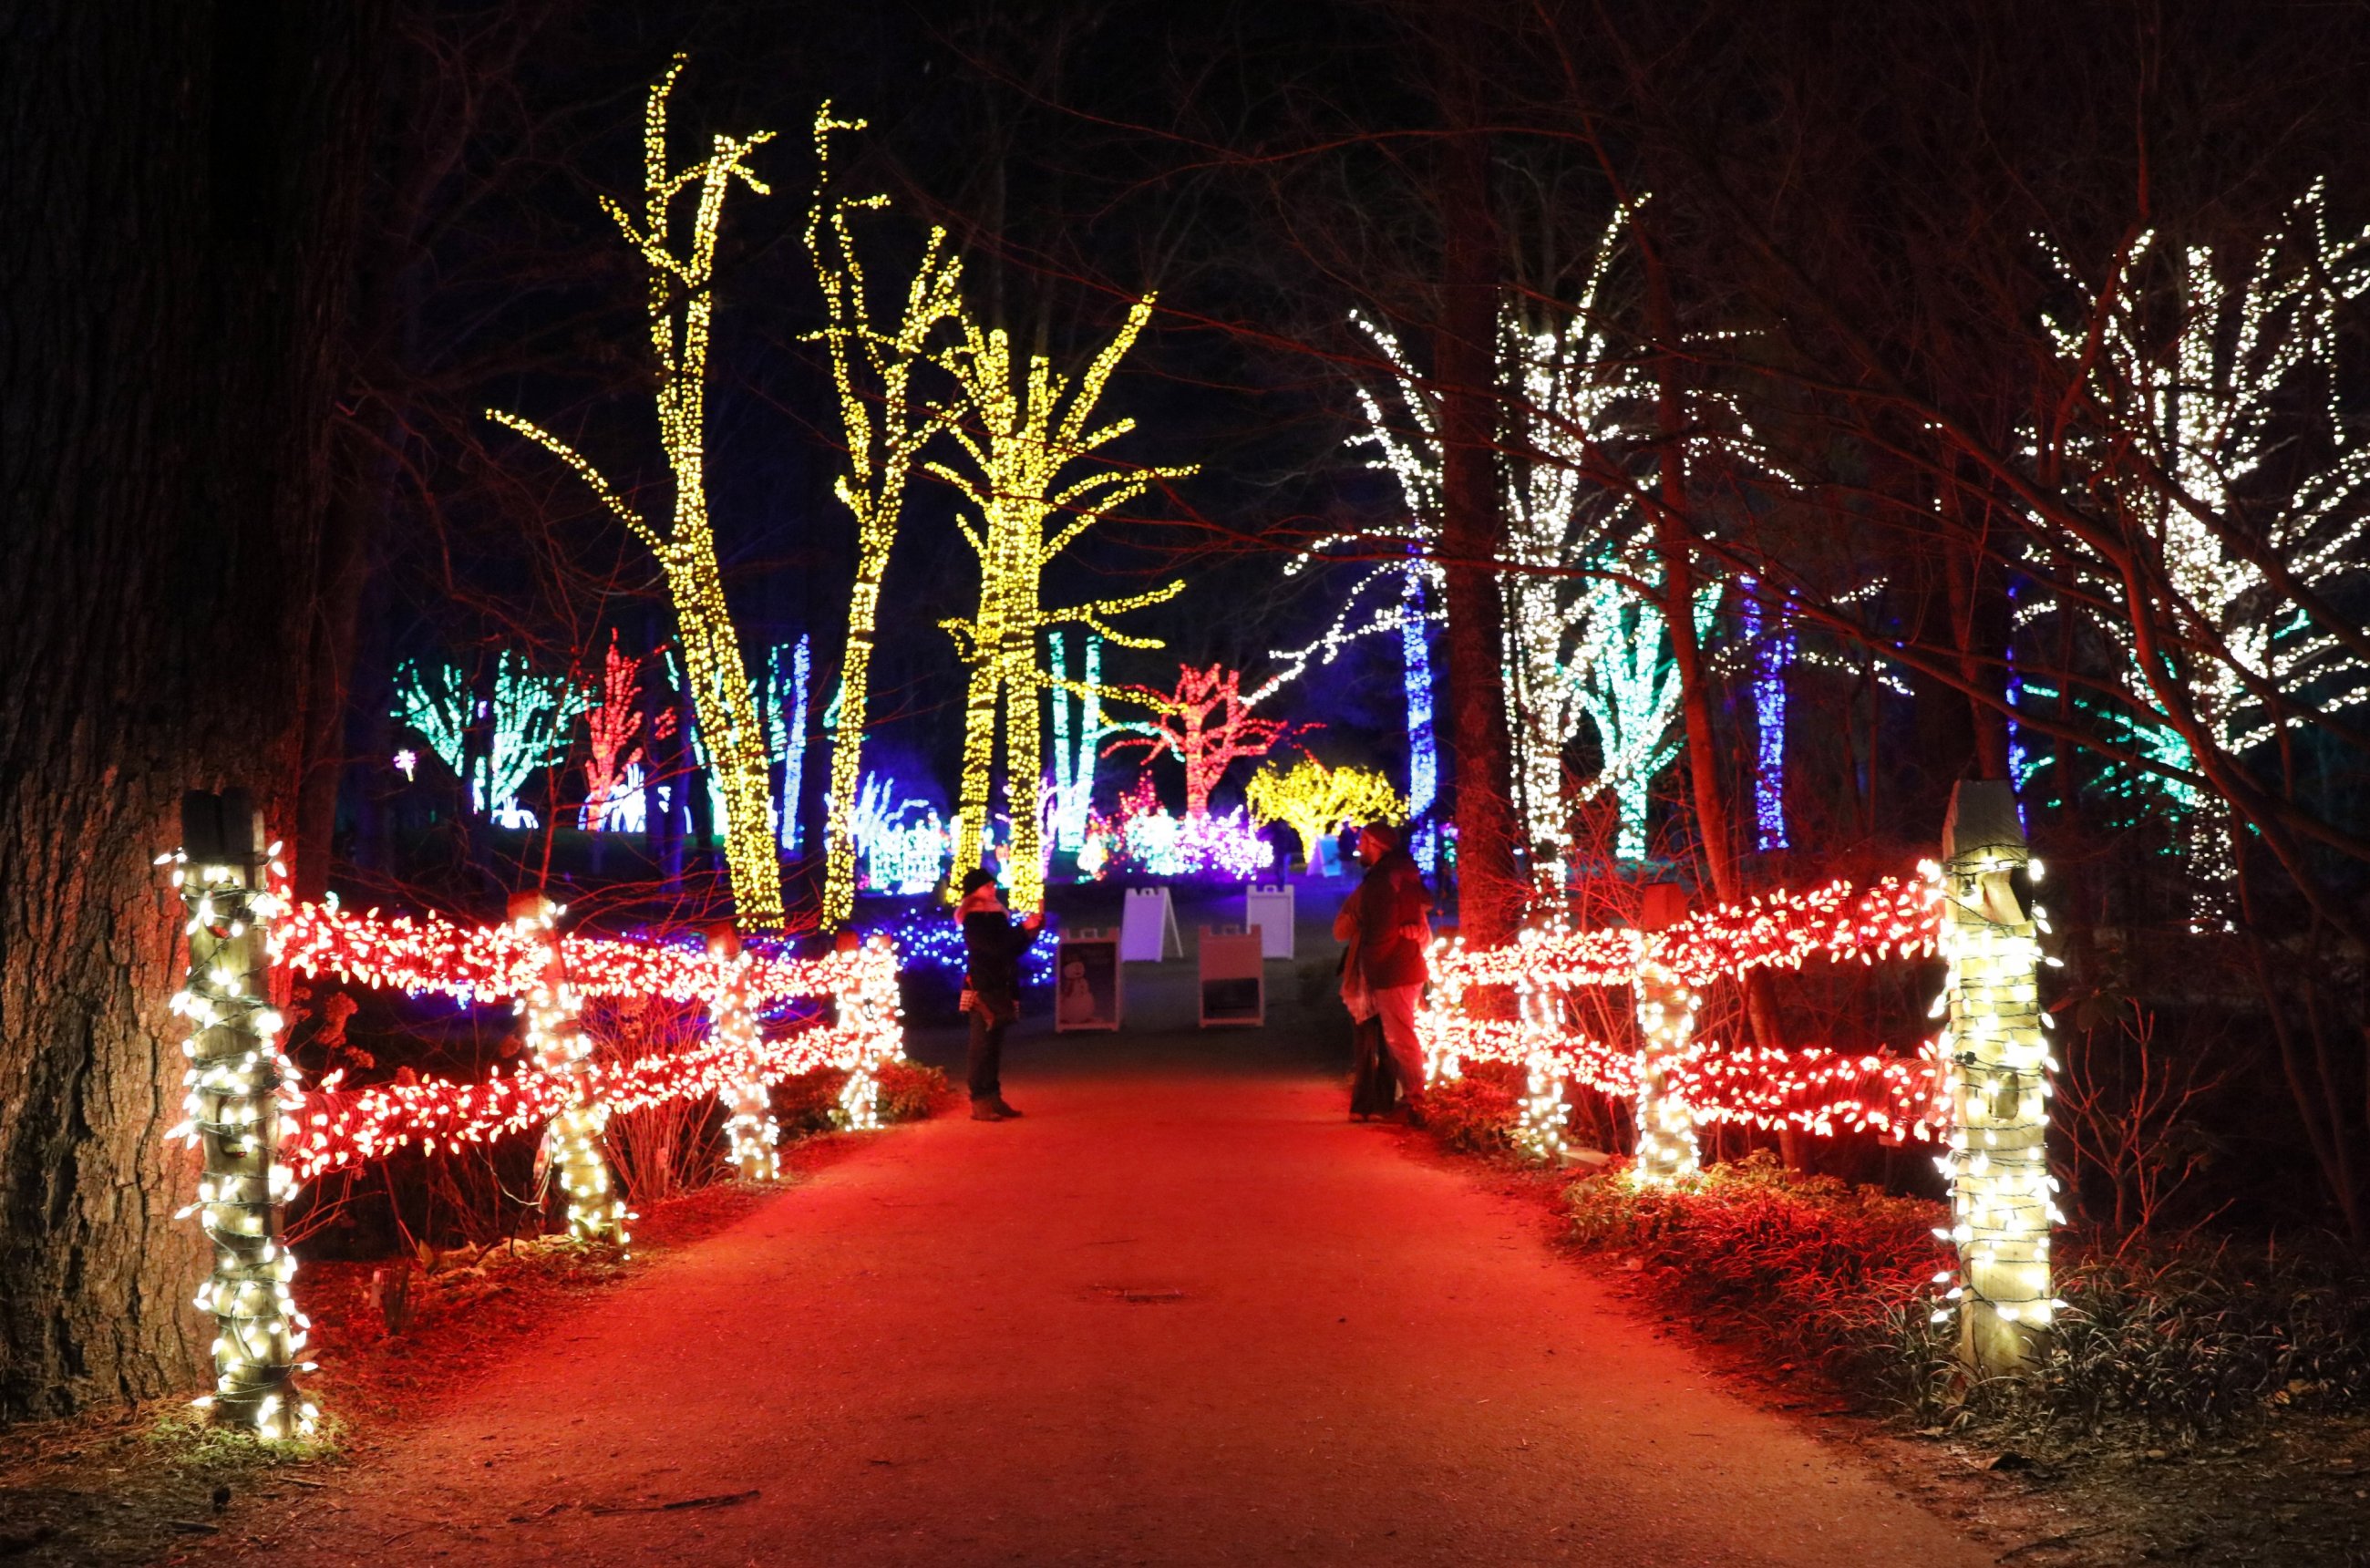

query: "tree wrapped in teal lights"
left=394, top=651, right=586, bottom=823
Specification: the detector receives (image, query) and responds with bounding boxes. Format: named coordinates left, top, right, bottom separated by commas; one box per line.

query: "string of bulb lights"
left=163, top=843, right=322, bottom=1441
left=265, top=893, right=905, bottom=1183
left=1417, top=871, right=1954, bottom=1157
left=488, top=56, right=783, bottom=929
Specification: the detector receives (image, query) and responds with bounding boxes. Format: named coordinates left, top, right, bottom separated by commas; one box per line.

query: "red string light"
left=1422, top=868, right=1952, bottom=1142
left=268, top=896, right=905, bottom=1181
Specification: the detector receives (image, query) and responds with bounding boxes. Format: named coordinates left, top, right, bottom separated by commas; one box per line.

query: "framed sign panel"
left=1243, top=882, right=1294, bottom=960
left=1198, top=925, right=1266, bottom=1027
left=1055, top=932, right=1122, bottom=1032
left=1120, top=886, right=1181, bottom=962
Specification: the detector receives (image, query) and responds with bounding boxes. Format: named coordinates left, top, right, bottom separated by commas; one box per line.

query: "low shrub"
left=1566, top=1151, right=1950, bottom=1394
left=1564, top=1151, right=2370, bottom=1441
left=874, top=1058, right=955, bottom=1122
left=1942, top=1246, right=2370, bottom=1439
left=1421, top=1063, right=1522, bottom=1153
left=770, top=1067, right=852, bottom=1135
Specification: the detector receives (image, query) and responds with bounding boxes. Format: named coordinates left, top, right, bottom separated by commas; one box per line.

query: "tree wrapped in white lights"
left=1293, top=311, right=1453, bottom=871
left=489, top=57, right=784, bottom=929
left=2027, top=185, right=2370, bottom=921
left=1630, top=882, right=1702, bottom=1185
left=705, top=926, right=777, bottom=1181
left=1497, top=221, right=1653, bottom=887
left=808, top=106, right=967, bottom=927
left=1344, top=242, right=1699, bottom=891
left=165, top=795, right=318, bottom=1439
left=929, top=296, right=1191, bottom=913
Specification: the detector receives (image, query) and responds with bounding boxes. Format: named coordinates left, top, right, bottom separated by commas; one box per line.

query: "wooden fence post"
left=706, top=923, right=778, bottom=1180
left=513, top=893, right=625, bottom=1245
left=833, top=929, right=886, bottom=1130
left=1939, top=779, right=2059, bottom=1375
left=170, top=789, right=316, bottom=1438
left=1631, top=882, right=1702, bottom=1185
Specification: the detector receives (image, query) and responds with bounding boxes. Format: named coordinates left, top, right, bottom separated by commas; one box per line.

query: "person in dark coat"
left=1333, top=821, right=1433, bottom=1118
left=957, top=867, right=1043, bottom=1120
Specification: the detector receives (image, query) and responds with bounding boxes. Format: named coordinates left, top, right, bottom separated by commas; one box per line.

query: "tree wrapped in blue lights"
left=1736, top=579, right=1793, bottom=853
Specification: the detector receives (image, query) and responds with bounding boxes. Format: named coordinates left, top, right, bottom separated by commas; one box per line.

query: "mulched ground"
left=8, top=1095, right=2368, bottom=1565
left=1435, top=1147, right=2370, bottom=1567
left=0, top=1136, right=863, bottom=1568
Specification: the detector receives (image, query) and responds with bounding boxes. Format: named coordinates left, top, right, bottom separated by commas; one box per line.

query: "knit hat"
left=960, top=867, right=1000, bottom=898
left=1360, top=821, right=1400, bottom=851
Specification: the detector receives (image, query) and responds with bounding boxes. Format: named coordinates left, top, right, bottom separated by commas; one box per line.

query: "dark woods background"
left=4, top=0, right=2366, bottom=1418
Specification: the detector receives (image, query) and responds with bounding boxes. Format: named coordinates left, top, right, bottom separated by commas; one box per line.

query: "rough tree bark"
left=0, top=0, right=386, bottom=1418
left=1431, top=112, right=1523, bottom=948
left=1940, top=478, right=2013, bottom=781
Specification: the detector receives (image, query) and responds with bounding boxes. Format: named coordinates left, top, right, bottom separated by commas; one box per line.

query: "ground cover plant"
left=1560, top=1150, right=2370, bottom=1445
left=1417, top=1061, right=1523, bottom=1154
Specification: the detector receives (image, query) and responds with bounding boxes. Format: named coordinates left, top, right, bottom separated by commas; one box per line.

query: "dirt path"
left=216, top=999, right=1991, bottom=1567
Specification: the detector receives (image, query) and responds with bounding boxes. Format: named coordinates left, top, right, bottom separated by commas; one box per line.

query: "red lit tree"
left=1104, top=664, right=1309, bottom=819
left=578, top=631, right=645, bottom=828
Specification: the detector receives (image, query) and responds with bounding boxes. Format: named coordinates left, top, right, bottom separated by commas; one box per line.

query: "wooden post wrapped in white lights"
left=513, top=893, right=628, bottom=1244
left=1935, top=780, right=2061, bottom=1374
left=1631, top=882, right=1702, bottom=1185
left=706, top=923, right=778, bottom=1180
left=830, top=930, right=894, bottom=1130
left=1510, top=975, right=1571, bottom=1165
left=167, top=789, right=318, bottom=1439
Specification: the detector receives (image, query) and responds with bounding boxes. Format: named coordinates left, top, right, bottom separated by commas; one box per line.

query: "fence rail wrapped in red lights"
left=165, top=836, right=912, bottom=1439
left=1416, top=871, right=1953, bottom=1161
left=268, top=897, right=906, bottom=1183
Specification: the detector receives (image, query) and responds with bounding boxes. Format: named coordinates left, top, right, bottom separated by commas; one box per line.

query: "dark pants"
left=1349, top=1016, right=1397, bottom=1117
left=967, top=1005, right=1010, bottom=1101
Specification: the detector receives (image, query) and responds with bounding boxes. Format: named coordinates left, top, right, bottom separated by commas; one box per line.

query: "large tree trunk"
left=1431, top=125, right=1522, bottom=947
left=1635, top=209, right=1798, bottom=1155
left=0, top=0, right=385, bottom=1418
left=1939, top=479, right=2012, bottom=780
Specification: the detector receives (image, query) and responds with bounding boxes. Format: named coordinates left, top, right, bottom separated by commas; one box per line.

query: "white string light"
left=162, top=841, right=320, bottom=1440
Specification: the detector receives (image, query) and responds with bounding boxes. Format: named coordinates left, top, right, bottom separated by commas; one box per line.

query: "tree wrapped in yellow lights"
left=928, top=297, right=1191, bottom=913
left=489, top=57, right=784, bottom=929
left=1243, top=754, right=1404, bottom=873
left=807, top=106, right=968, bottom=928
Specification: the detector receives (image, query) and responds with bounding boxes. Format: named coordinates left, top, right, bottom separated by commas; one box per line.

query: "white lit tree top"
left=2027, top=183, right=2370, bottom=912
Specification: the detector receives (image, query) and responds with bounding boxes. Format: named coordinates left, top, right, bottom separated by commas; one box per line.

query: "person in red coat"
left=1332, top=821, right=1433, bottom=1116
